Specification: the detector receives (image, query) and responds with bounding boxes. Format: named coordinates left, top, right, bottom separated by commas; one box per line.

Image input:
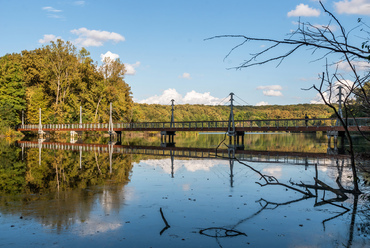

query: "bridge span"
left=15, top=93, right=370, bottom=148
left=16, top=117, right=370, bottom=133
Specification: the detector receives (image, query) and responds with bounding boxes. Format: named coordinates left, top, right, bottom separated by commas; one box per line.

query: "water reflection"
left=0, top=135, right=369, bottom=247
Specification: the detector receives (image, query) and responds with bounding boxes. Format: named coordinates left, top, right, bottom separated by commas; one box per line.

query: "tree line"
left=133, top=103, right=335, bottom=123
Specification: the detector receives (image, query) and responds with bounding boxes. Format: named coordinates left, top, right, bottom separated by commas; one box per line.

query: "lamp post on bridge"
left=108, top=102, right=116, bottom=142
left=80, top=105, right=82, bottom=128
left=227, top=92, right=244, bottom=149
left=227, top=92, right=235, bottom=136
left=107, top=102, right=121, bottom=144
left=38, top=108, right=47, bottom=138
left=71, top=106, right=83, bottom=142
left=160, top=99, right=176, bottom=147
left=21, top=110, right=24, bottom=128
left=170, top=99, right=175, bottom=128
left=337, top=85, right=343, bottom=119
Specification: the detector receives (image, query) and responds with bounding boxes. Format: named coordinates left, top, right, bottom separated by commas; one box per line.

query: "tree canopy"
left=0, top=39, right=133, bottom=133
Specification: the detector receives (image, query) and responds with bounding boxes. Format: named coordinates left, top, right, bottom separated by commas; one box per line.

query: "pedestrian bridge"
left=16, top=117, right=370, bottom=133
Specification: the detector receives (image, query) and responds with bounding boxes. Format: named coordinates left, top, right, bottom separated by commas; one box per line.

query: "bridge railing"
left=17, top=117, right=370, bottom=131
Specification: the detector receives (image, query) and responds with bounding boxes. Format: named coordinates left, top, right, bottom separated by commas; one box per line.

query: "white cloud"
left=141, top=158, right=225, bottom=174
left=38, top=34, right=62, bottom=44
left=74, top=1, right=85, bottom=6
left=262, top=166, right=283, bottom=179
left=179, top=72, right=191, bottom=79
left=263, top=90, right=283, bottom=96
left=71, top=28, right=125, bottom=47
left=42, top=6, right=62, bottom=12
left=256, top=85, right=282, bottom=90
left=183, top=90, right=220, bottom=105
left=138, top=89, right=183, bottom=104
left=336, top=60, right=370, bottom=71
left=256, top=101, right=269, bottom=106
left=256, top=85, right=283, bottom=97
left=42, top=6, right=63, bottom=18
left=76, top=219, right=122, bottom=236
left=125, top=62, right=140, bottom=75
left=100, top=51, right=120, bottom=62
left=287, top=4, right=321, bottom=17
left=310, top=80, right=355, bottom=104
left=334, top=0, right=370, bottom=15
left=138, top=88, right=221, bottom=105
left=100, top=52, right=140, bottom=75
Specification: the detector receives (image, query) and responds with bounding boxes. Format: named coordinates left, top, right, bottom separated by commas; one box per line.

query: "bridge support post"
left=21, top=110, right=24, bottom=129
left=38, top=108, right=45, bottom=138
left=327, top=130, right=345, bottom=155
left=227, top=147, right=235, bottom=188
left=108, top=102, right=116, bottom=141
left=229, top=158, right=234, bottom=188
left=79, top=146, right=82, bottom=169
left=115, top=131, right=122, bottom=145
left=170, top=99, right=175, bottom=128
left=108, top=141, right=115, bottom=174
left=170, top=150, right=174, bottom=178
left=80, top=106, right=82, bottom=128
left=227, top=93, right=244, bottom=149
left=70, top=106, right=83, bottom=142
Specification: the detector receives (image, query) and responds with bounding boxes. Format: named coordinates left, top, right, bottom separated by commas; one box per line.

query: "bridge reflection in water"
left=17, top=140, right=350, bottom=171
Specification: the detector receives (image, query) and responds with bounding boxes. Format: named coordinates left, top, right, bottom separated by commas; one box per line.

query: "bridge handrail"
left=17, top=117, right=370, bottom=130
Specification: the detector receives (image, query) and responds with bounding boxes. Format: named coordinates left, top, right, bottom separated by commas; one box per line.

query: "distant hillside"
left=132, top=103, right=335, bottom=122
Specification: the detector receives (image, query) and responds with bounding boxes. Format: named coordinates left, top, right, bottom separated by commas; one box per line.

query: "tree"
left=0, top=54, right=26, bottom=127
left=97, top=57, right=133, bottom=123
left=42, top=39, right=81, bottom=122
left=208, top=1, right=369, bottom=194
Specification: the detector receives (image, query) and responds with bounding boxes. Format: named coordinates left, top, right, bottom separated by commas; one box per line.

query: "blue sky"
left=1, top=0, right=369, bottom=106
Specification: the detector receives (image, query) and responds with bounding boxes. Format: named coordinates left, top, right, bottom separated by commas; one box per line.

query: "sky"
left=0, top=0, right=369, bottom=106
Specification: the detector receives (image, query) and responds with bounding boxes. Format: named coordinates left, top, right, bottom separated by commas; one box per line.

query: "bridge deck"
left=17, top=117, right=370, bottom=133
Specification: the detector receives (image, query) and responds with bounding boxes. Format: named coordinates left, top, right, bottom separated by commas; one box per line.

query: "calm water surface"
left=0, top=133, right=369, bottom=247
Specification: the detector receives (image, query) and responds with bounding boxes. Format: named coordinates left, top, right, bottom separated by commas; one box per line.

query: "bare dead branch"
left=235, top=158, right=314, bottom=196
left=159, top=207, right=170, bottom=235
left=314, top=178, right=348, bottom=199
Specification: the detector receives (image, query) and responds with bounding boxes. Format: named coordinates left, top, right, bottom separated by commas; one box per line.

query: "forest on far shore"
left=132, top=102, right=335, bottom=123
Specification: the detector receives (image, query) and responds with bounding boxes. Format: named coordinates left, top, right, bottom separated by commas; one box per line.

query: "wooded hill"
left=132, top=103, right=335, bottom=122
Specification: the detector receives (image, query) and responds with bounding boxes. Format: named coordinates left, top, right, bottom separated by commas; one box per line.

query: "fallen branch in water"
left=199, top=227, right=247, bottom=238
left=159, top=207, right=170, bottom=235
left=235, top=158, right=314, bottom=197
left=314, top=178, right=348, bottom=199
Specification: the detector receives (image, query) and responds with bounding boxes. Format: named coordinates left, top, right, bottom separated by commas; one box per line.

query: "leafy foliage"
left=133, top=103, right=334, bottom=122
left=0, top=39, right=133, bottom=135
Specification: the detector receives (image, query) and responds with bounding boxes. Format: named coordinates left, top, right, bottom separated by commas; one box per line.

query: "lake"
left=0, top=132, right=369, bottom=247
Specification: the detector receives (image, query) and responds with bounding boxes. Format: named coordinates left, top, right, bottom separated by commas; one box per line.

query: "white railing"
left=17, top=117, right=370, bottom=131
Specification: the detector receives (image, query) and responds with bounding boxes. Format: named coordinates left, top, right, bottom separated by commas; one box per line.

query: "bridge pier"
left=327, top=131, right=345, bottom=155
left=70, top=131, right=83, bottom=143
left=228, top=131, right=245, bottom=149
left=115, top=131, right=122, bottom=145
left=161, top=131, right=176, bottom=147
left=38, top=130, right=50, bottom=139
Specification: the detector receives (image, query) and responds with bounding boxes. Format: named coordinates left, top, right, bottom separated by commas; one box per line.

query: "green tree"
left=0, top=54, right=26, bottom=127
